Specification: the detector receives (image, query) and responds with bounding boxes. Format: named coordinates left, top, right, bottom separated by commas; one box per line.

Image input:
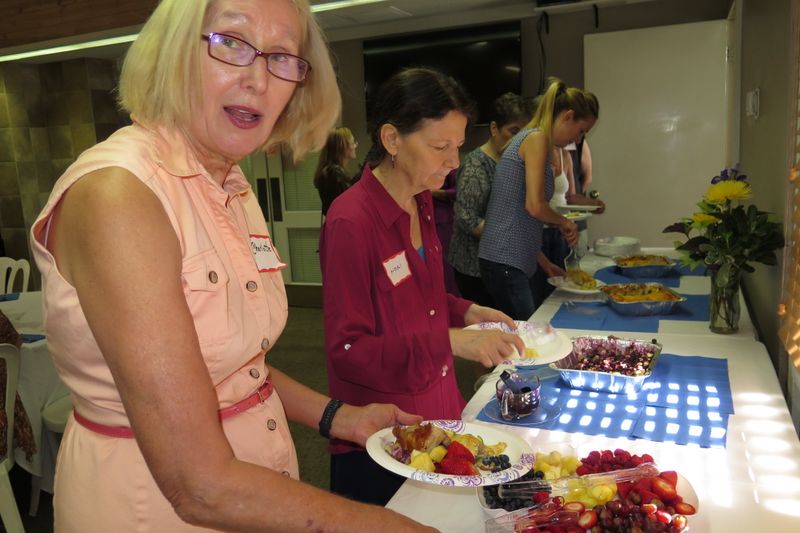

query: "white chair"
left=28, top=394, right=71, bottom=517
left=0, top=258, right=30, bottom=295
left=0, top=343, right=25, bottom=532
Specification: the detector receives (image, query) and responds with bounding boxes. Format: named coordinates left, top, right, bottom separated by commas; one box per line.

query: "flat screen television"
left=363, top=22, right=522, bottom=126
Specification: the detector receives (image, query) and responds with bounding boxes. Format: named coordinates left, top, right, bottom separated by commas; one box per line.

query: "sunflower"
left=704, top=180, right=751, bottom=204
left=691, top=212, right=719, bottom=225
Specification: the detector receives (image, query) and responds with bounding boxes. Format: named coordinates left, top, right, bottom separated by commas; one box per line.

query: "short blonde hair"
left=118, top=0, right=340, bottom=160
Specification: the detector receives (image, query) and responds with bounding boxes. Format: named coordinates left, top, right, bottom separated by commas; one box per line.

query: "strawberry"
left=658, top=470, right=678, bottom=488
left=641, top=453, right=655, bottom=464
left=617, top=481, right=634, bottom=499
left=655, top=510, right=672, bottom=524
left=562, top=501, right=585, bottom=513
left=651, top=476, right=679, bottom=504
left=577, top=510, right=598, bottom=528
left=532, top=491, right=550, bottom=504
left=635, top=477, right=652, bottom=493
left=674, top=502, right=696, bottom=515
left=444, top=441, right=475, bottom=462
left=638, top=489, right=659, bottom=505
left=438, top=456, right=478, bottom=476
left=575, top=465, right=591, bottom=476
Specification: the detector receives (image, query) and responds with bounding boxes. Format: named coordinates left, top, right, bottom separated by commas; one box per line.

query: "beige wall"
left=739, top=0, right=794, bottom=388
left=0, top=59, right=126, bottom=288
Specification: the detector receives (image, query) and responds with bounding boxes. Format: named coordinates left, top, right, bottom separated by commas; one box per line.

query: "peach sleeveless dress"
left=31, top=122, right=298, bottom=532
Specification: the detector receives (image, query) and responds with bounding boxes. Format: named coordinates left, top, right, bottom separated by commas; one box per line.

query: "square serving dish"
left=600, top=282, right=686, bottom=316
left=549, top=336, right=662, bottom=394
left=613, top=255, right=677, bottom=278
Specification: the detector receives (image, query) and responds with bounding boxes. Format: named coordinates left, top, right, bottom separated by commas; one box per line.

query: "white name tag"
left=250, top=234, right=287, bottom=272
left=382, top=250, right=412, bottom=286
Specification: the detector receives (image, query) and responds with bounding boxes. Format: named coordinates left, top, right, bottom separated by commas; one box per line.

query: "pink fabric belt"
left=73, top=379, right=274, bottom=439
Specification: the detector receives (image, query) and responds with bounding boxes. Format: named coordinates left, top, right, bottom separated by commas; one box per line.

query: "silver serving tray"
left=602, top=283, right=686, bottom=316
left=549, top=336, right=662, bottom=393
left=613, top=257, right=677, bottom=278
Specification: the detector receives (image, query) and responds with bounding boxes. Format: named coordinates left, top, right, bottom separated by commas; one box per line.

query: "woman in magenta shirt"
left=319, top=68, right=525, bottom=505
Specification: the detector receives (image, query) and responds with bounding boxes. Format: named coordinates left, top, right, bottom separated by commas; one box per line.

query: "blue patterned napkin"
left=0, top=293, right=20, bottom=302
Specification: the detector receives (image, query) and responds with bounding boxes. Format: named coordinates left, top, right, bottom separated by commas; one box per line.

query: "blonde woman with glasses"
left=29, top=0, right=433, bottom=531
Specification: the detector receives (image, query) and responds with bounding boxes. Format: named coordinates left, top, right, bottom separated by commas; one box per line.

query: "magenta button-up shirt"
left=320, top=166, right=473, bottom=453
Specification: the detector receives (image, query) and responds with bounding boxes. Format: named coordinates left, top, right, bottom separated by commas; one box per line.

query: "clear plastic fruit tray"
left=549, top=336, right=662, bottom=394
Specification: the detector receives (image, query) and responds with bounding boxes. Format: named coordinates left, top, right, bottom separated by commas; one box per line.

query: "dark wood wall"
left=0, top=0, right=158, bottom=49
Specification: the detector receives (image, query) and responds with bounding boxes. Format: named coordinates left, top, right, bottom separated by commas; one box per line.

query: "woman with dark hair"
left=319, top=68, right=525, bottom=505
left=448, top=92, right=531, bottom=306
left=479, top=77, right=599, bottom=320
left=314, top=126, right=357, bottom=216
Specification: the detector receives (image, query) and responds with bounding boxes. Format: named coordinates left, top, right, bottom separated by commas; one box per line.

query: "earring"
left=391, top=154, right=396, bottom=168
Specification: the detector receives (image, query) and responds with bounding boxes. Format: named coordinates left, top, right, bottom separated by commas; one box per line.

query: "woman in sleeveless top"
left=29, top=1, right=434, bottom=531
left=479, top=78, right=599, bottom=320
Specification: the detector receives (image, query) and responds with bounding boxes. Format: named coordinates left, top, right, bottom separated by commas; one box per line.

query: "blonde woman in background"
left=314, top=126, right=358, bottom=216
left=479, top=77, right=599, bottom=320
left=29, top=0, right=433, bottom=531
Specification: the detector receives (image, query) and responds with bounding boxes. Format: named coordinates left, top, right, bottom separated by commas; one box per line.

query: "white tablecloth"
left=0, top=291, right=69, bottom=491
left=386, top=251, right=799, bottom=532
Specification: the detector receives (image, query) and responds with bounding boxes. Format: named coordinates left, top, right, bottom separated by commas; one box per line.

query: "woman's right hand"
left=449, top=328, right=526, bottom=367
left=559, top=219, right=579, bottom=246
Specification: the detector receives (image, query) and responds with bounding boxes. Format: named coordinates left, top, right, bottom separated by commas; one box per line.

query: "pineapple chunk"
left=429, top=445, right=447, bottom=463
left=409, top=451, right=435, bottom=472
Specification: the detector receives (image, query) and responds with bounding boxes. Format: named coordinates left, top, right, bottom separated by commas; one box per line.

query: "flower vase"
left=709, top=268, right=741, bottom=334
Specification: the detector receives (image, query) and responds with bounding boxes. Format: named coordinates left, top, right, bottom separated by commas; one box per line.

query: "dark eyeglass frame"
left=202, top=32, right=312, bottom=83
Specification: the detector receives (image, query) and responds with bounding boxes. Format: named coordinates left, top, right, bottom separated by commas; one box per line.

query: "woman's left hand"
left=464, top=304, right=516, bottom=330
left=332, top=403, right=423, bottom=447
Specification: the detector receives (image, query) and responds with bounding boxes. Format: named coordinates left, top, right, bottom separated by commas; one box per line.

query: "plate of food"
left=547, top=275, right=605, bottom=295
left=556, top=204, right=601, bottom=213
left=563, top=211, right=592, bottom=222
left=464, top=320, right=573, bottom=366
left=367, top=420, right=534, bottom=487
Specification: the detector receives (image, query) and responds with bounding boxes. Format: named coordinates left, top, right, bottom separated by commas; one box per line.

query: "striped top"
left=478, top=128, right=554, bottom=277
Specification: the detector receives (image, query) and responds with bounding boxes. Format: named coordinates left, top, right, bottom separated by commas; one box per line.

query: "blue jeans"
left=479, top=258, right=537, bottom=321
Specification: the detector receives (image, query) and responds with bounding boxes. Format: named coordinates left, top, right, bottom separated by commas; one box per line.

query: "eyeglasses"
left=202, top=32, right=311, bottom=83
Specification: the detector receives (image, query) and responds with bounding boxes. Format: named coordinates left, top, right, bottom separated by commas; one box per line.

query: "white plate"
left=556, top=204, right=601, bottom=212
left=547, top=276, right=606, bottom=295
left=366, top=420, right=534, bottom=487
left=464, top=321, right=573, bottom=366
left=563, top=212, right=592, bottom=222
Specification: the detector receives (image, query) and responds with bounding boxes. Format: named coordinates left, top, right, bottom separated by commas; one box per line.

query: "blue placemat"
left=0, top=293, right=20, bottom=302
left=477, top=355, right=732, bottom=448
left=551, top=295, right=710, bottom=332
left=551, top=302, right=660, bottom=333
left=641, top=354, right=733, bottom=414
left=631, top=406, right=729, bottom=448
left=21, top=333, right=46, bottom=343
left=676, top=264, right=707, bottom=276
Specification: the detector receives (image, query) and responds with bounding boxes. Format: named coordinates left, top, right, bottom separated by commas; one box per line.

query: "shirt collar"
left=135, top=118, right=251, bottom=200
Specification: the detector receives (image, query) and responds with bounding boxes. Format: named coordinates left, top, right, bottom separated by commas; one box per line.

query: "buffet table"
left=0, top=291, right=70, bottom=492
left=386, top=251, right=799, bottom=532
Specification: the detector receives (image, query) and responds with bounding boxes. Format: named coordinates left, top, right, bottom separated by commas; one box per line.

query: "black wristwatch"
left=318, top=399, right=344, bottom=438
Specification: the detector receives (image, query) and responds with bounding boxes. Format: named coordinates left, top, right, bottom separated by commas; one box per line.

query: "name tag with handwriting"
left=250, top=234, right=287, bottom=272
left=382, top=250, right=412, bottom=287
